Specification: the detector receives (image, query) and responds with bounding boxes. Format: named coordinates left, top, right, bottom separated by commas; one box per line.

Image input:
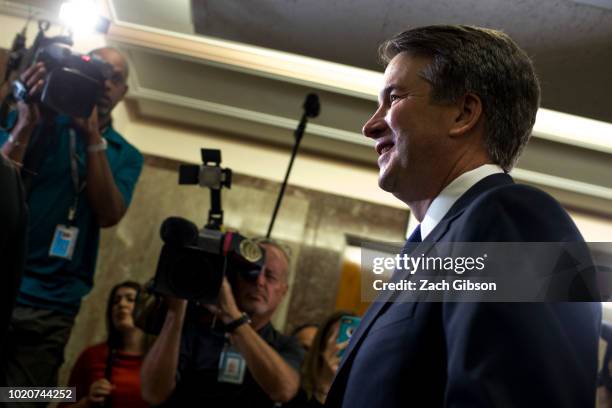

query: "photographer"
left=0, top=47, right=143, bottom=390
left=141, top=240, right=303, bottom=407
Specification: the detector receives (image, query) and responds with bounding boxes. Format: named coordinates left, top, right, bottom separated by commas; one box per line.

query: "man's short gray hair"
left=253, top=237, right=291, bottom=281
left=379, top=25, right=540, bottom=172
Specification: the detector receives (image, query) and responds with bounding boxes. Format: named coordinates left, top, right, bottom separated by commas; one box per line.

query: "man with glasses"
left=0, top=47, right=143, bottom=392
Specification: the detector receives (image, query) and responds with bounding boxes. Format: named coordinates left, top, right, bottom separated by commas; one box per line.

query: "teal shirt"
left=0, top=114, right=143, bottom=315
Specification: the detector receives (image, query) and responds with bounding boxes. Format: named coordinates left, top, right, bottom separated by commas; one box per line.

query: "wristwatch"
left=7, top=134, right=23, bottom=147
left=225, top=312, right=251, bottom=332
left=87, top=137, right=108, bottom=153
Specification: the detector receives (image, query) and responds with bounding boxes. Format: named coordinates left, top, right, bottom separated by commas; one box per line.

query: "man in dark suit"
left=325, top=25, right=601, bottom=407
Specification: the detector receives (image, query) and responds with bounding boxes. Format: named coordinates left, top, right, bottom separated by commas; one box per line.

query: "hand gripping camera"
left=5, top=19, right=112, bottom=120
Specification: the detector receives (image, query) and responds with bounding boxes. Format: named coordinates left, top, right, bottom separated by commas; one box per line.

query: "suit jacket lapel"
left=335, top=237, right=413, bottom=373
left=329, top=173, right=514, bottom=404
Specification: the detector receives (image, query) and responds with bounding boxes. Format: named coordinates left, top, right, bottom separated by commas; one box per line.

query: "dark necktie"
left=407, top=224, right=422, bottom=244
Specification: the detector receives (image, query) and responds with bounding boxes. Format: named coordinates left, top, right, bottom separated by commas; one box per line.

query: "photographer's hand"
left=207, top=279, right=300, bottom=402
left=72, top=106, right=127, bottom=227
left=316, top=325, right=347, bottom=403
left=205, top=278, right=242, bottom=323
left=140, top=295, right=186, bottom=406
left=1, top=62, right=46, bottom=164
left=72, top=105, right=100, bottom=141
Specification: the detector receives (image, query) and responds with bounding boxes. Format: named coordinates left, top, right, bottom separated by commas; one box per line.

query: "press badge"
left=49, top=225, right=79, bottom=260
left=218, top=343, right=246, bottom=384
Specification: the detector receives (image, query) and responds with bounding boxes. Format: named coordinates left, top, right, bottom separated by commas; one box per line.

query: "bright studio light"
left=59, top=0, right=101, bottom=34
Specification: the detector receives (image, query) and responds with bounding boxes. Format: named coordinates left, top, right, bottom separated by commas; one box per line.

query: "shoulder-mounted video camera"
left=135, top=149, right=266, bottom=334
left=1, top=19, right=112, bottom=123
left=135, top=94, right=320, bottom=334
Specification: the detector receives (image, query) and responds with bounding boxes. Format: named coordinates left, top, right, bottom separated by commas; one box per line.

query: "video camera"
left=2, top=19, right=113, bottom=122
left=149, top=149, right=266, bottom=305
left=135, top=94, right=320, bottom=333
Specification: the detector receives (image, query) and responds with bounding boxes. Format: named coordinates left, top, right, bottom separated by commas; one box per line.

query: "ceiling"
left=111, top=0, right=612, bottom=124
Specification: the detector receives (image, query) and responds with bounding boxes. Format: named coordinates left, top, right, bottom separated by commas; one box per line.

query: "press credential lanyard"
left=48, top=129, right=87, bottom=260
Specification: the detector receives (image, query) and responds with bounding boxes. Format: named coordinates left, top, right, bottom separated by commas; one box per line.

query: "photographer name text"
left=373, top=279, right=497, bottom=292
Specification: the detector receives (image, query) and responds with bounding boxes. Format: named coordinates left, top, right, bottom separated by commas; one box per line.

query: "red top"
left=61, top=342, right=148, bottom=408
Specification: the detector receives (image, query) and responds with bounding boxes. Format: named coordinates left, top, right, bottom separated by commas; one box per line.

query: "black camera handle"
left=201, top=149, right=231, bottom=231
left=207, top=187, right=223, bottom=230
left=266, top=93, right=320, bottom=238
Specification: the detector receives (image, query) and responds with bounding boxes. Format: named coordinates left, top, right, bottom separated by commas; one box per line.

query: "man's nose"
left=255, top=270, right=267, bottom=286
left=362, top=107, right=388, bottom=140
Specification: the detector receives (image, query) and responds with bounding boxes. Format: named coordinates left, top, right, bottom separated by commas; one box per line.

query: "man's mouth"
left=375, top=140, right=394, bottom=156
left=248, top=292, right=266, bottom=301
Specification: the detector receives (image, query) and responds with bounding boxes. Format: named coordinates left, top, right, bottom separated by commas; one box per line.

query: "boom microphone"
left=266, top=93, right=320, bottom=238
left=304, top=93, right=320, bottom=118
left=160, top=217, right=199, bottom=246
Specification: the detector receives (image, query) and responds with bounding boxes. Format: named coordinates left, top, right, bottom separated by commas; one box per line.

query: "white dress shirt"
left=420, top=164, right=505, bottom=240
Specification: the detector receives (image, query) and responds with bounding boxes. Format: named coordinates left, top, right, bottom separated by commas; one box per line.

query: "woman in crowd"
left=61, top=281, right=149, bottom=408
left=289, top=311, right=355, bottom=407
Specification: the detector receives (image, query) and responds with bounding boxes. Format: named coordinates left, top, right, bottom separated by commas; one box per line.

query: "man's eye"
left=111, top=73, right=124, bottom=84
left=389, top=94, right=401, bottom=103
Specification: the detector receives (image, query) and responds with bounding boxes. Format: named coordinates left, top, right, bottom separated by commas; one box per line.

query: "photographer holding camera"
left=141, top=240, right=304, bottom=407
left=0, top=46, right=143, bottom=391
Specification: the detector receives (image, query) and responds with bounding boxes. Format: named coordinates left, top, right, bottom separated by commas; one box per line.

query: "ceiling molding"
left=511, top=168, right=612, bottom=201
left=107, top=21, right=380, bottom=100
left=103, top=18, right=612, bottom=215
left=130, top=86, right=372, bottom=148
left=108, top=22, right=612, bottom=148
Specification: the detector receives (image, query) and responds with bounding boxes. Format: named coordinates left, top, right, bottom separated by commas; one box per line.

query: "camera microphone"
left=304, top=93, right=320, bottom=118
left=160, top=217, right=199, bottom=246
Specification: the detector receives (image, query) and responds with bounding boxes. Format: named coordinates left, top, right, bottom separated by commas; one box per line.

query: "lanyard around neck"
left=68, top=129, right=87, bottom=224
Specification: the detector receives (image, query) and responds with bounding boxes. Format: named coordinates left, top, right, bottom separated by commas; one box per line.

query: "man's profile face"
left=235, top=244, right=289, bottom=319
left=91, top=48, right=128, bottom=118
left=362, top=53, right=458, bottom=203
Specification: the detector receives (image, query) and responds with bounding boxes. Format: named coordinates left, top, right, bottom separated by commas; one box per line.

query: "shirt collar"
left=420, top=164, right=504, bottom=240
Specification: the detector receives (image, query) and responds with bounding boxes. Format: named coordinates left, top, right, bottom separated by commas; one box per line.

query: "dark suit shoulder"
left=456, top=182, right=582, bottom=242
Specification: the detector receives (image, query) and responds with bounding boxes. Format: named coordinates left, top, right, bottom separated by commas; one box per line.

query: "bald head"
left=89, top=47, right=129, bottom=122
left=90, top=47, right=129, bottom=79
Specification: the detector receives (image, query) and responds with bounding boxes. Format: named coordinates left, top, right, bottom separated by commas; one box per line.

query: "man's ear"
left=449, top=92, right=482, bottom=138
left=281, top=282, right=288, bottom=296
left=121, top=84, right=129, bottom=99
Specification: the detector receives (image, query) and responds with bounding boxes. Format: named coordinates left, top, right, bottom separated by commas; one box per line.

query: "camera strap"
left=68, top=129, right=86, bottom=224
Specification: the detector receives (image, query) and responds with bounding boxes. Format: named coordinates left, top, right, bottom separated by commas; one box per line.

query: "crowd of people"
left=0, top=23, right=605, bottom=408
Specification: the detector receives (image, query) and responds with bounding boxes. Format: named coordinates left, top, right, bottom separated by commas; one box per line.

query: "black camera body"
left=5, top=19, right=112, bottom=119
left=134, top=92, right=319, bottom=333
left=152, top=218, right=265, bottom=304
left=13, top=43, right=112, bottom=118
left=149, top=149, right=264, bottom=304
